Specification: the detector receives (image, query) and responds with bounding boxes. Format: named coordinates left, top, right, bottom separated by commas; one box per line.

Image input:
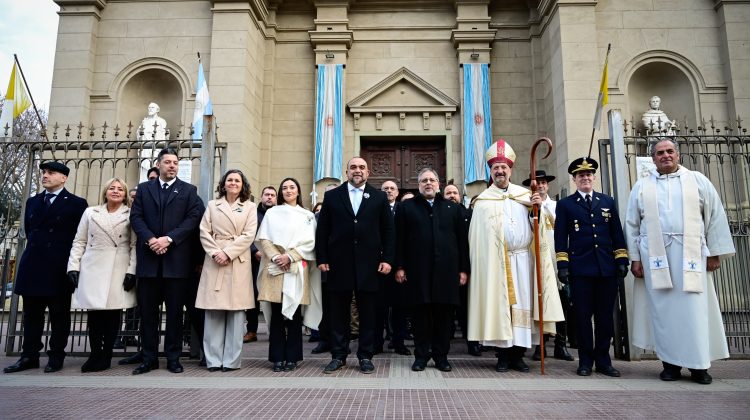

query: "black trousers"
left=570, top=276, right=617, bottom=369
left=328, top=289, right=377, bottom=361
left=183, top=274, right=204, bottom=347
left=245, top=273, right=260, bottom=334
left=412, top=303, right=454, bottom=362
left=88, top=309, right=121, bottom=357
left=268, top=303, right=303, bottom=363
left=137, top=276, right=187, bottom=363
left=21, top=294, right=72, bottom=361
left=316, top=285, right=331, bottom=345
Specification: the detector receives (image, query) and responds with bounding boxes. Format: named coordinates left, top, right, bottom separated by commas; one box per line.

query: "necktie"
left=162, top=182, right=169, bottom=190
left=160, top=182, right=170, bottom=206
left=44, top=193, right=56, bottom=208
left=585, top=194, right=592, bottom=208
left=352, top=188, right=361, bottom=214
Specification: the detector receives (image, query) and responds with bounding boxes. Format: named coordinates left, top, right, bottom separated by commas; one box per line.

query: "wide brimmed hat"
left=522, top=170, right=556, bottom=187
left=485, top=139, right=516, bottom=168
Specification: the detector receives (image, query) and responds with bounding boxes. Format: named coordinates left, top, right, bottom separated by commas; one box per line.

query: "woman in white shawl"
left=256, top=177, right=321, bottom=372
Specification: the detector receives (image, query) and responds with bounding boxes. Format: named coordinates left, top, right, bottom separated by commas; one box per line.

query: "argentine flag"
left=462, top=63, right=492, bottom=184
left=192, top=61, right=213, bottom=140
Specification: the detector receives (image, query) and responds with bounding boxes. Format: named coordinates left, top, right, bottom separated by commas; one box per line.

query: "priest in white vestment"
left=468, top=139, right=564, bottom=373
left=626, top=138, right=735, bottom=385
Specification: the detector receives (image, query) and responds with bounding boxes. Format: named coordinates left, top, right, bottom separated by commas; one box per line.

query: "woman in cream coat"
left=196, top=169, right=258, bottom=371
left=256, top=177, right=321, bottom=372
left=67, top=178, right=137, bottom=372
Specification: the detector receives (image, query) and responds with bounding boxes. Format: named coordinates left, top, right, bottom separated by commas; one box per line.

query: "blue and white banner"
left=462, top=63, right=492, bottom=184
left=314, top=64, right=344, bottom=182
left=192, top=61, right=213, bottom=140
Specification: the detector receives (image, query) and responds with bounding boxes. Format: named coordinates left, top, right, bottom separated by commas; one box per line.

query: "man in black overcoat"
left=4, top=161, right=87, bottom=374
left=395, top=168, right=469, bottom=372
left=315, top=157, right=395, bottom=374
left=130, top=148, right=204, bottom=375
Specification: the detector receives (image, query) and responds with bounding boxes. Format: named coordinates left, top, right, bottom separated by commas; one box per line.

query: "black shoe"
left=577, top=366, right=592, bottom=376
left=112, top=337, right=125, bottom=350
left=311, top=343, right=331, bottom=354
left=284, top=362, right=297, bottom=372
left=272, top=362, right=285, bottom=372
left=554, top=345, right=575, bottom=361
left=132, top=360, right=158, bottom=375
left=509, top=358, right=530, bottom=373
left=359, top=358, right=375, bottom=374
left=411, top=360, right=427, bottom=372
left=393, top=344, right=411, bottom=356
left=81, top=355, right=100, bottom=373
left=44, top=358, right=64, bottom=373
left=435, top=360, right=452, bottom=372
left=387, top=341, right=395, bottom=350
left=222, top=367, right=239, bottom=372
left=495, top=359, right=509, bottom=372
left=199, top=357, right=207, bottom=367
left=467, top=342, right=482, bottom=357
left=660, top=363, right=682, bottom=381
left=595, top=365, right=621, bottom=377
left=118, top=352, right=143, bottom=365
left=531, top=345, right=542, bottom=361
left=167, top=360, right=184, bottom=373
left=689, top=369, right=712, bottom=385
left=208, top=366, right=222, bottom=372
left=323, top=359, right=346, bottom=374
left=4, top=357, right=39, bottom=373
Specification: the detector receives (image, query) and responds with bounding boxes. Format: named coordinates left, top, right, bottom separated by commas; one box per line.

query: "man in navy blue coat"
left=315, top=157, right=395, bottom=374
left=554, top=157, right=629, bottom=377
left=130, top=148, right=204, bottom=375
left=4, top=161, right=87, bottom=374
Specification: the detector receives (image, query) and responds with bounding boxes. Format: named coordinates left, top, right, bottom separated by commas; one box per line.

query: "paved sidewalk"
left=1, top=333, right=748, bottom=419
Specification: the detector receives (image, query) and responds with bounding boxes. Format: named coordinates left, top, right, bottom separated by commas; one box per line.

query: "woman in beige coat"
left=67, top=178, right=137, bottom=372
left=196, top=169, right=258, bottom=371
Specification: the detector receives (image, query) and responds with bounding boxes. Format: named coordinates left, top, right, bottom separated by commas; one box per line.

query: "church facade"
left=48, top=0, right=750, bottom=202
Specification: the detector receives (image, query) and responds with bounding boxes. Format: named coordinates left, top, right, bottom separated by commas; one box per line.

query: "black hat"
left=39, top=161, right=70, bottom=176
left=522, top=170, right=556, bottom=187
left=567, top=157, right=599, bottom=175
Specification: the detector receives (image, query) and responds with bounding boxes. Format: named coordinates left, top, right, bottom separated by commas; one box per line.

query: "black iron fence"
left=598, top=123, right=750, bottom=356
left=0, top=126, right=226, bottom=356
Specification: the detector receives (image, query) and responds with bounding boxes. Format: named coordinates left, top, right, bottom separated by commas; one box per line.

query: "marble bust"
left=641, top=96, right=675, bottom=135
left=138, top=102, right=167, bottom=140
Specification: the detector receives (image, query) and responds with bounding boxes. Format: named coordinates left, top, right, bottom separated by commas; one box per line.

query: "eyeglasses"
left=419, top=178, right=438, bottom=184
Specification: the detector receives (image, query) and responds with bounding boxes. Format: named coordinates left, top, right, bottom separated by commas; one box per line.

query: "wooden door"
left=360, top=137, right=446, bottom=192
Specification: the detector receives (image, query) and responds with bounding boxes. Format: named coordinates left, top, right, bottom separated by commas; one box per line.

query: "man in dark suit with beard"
left=130, top=148, right=204, bottom=375
left=395, top=168, right=469, bottom=372
left=4, top=161, right=87, bottom=374
left=315, top=157, right=395, bottom=374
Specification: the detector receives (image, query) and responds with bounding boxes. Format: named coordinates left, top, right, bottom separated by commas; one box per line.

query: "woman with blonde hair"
left=256, top=177, right=322, bottom=372
left=67, top=177, right=137, bottom=372
left=196, top=169, right=258, bottom=372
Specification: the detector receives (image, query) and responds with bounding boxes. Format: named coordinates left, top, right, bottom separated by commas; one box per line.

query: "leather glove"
left=67, top=271, right=80, bottom=289
left=557, top=268, right=569, bottom=285
left=617, top=264, right=629, bottom=279
left=123, top=274, right=137, bottom=291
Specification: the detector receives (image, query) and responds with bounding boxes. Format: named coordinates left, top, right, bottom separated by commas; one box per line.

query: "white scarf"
left=255, top=204, right=317, bottom=319
left=642, top=167, right=703, bottom=292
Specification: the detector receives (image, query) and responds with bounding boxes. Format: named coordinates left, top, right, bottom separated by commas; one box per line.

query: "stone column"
left=49, top=0, right=106, bottom=128
left=537, top=0, right=600, bottom=191
left=209, top=0, right=269, bottom=186
left=716, top=0, right=750, bottom=121
left=309, top=0, right=353, bottom=202
left=451, top=0, right=496, bottom=199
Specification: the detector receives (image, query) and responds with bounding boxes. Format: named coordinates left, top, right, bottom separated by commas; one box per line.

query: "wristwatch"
left=166, top=236, right=173, bottom=244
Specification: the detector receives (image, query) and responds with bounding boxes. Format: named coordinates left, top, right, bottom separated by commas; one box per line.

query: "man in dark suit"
left=245, top=186, right=276, bottom=343
left=130, top=148, right=204, bottom=375
left=4, top=161, right=87, bottom=374
left=315, top=156, right=395, bottom=374
left=554, top=157, right=629, bottom=378
left=395, top=169, right=469, bottom=372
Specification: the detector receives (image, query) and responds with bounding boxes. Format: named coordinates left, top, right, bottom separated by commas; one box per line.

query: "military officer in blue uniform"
left=554, top=157, right=628, bottom=377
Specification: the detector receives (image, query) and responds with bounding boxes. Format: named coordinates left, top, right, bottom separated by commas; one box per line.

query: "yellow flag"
left=1, top=62, right=32, bottom=137
left=593, top=45, right=611, bottom=130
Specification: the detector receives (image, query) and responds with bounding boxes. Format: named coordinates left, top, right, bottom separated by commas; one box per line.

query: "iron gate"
left=0, top=123, right=227, bottom=357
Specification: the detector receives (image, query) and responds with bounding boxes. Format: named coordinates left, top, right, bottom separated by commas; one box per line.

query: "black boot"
left=553, top=335, right=574, bottom=361
left=509, top=346, right=529, bottom=372
left=532, top=335, right=548, bottom=361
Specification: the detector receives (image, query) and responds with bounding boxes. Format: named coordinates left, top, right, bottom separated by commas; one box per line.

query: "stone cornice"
left=54, top=0, right=106, bottom=18
left=714, top=0, right=750, bottom=11
left=348, top=67, right=458, bottom=114
left=537, top=0, right=596, bottom=18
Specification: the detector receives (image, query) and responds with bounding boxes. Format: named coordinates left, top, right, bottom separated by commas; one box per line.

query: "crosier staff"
left=530, top=137, right=553, bottom=375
